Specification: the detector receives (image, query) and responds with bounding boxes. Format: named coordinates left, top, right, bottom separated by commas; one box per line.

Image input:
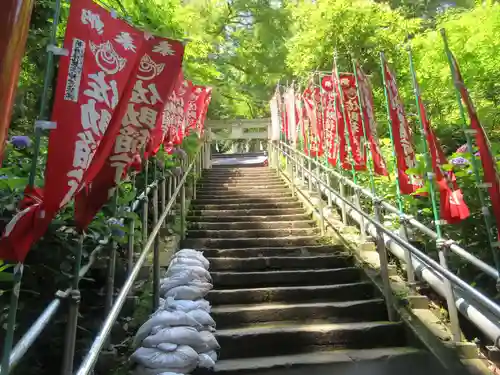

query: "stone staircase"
left=184, top=165, right=447, bottom=375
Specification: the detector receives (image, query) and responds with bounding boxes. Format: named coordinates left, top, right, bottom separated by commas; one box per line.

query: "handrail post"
left=374, top=199, right=396, bottom=322
left=160, top=176, right=166, bottom=228
left=289, top=148, right=296, bottom=197
left=60, top=233, right=84, bottom=375
left=142, top=160, right=149, bottom=243
left=339, top=176, right=347, bottom=224
left=437, top=240, right=462, bottom=342
left=307, top=158, right=313, bottom=192
left=152, top=172, right=160, bottom=312
left=315, top=162, right=325, bottom=236
left=180, top=162, right=187, bottom=240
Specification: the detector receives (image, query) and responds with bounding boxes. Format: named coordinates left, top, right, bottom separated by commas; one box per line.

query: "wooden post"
left=0, top=0, right=35, bottom=163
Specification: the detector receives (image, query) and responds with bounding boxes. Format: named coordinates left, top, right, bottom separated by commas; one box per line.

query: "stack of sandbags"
left=131, top=249, right=219, bottom=375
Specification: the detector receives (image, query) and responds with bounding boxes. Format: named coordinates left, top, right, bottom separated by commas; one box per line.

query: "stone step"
left=196, top=191, right=293, bottom=199
left=197, top=187, right=290, bottom=195
left=207, top=282, right=376, bottom=306
left=202, top=245, right=346, bottom=258
left=186, top=214, right=311, bottom=223
left=203, top=167, right=272, bottom=175
left=182, top=235, right=322, bottom=249
left=200, top=177, right=280, bottom=184
left=190, top=208, right=306, bottom=217
left=193, top=197, right=298, bottom=205
left=207, top=255, right=351, bottom=271
left=212, top=268, right=361, bottom=289
left=194, top=347, right=438, bottom=375
left=215, top=321, right=406, bottom=359
left=187, top=228, right=317, bottom=239
left=198, top=181, right=286, bottom=189
left=188, top=220, right=315, bottom=230
left=191, top=202, right=302, bottom=211
left=212, top=299, right=388, bottom=329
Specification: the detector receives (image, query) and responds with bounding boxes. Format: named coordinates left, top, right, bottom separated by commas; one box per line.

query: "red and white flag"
left=339, top=73, right=367, bottom=171
left=74, top=35, right=185, bottom=229
left=354, top=61, right=388, bottom=176
left=322, top=75, right=345, bottom=167
left=382, top=56, right=422, bottom=195
left=303, top=85, right=324, bottom=157
left=450, top=53, right=499, bottom=231
left=0, top=0, right=142, bottom=261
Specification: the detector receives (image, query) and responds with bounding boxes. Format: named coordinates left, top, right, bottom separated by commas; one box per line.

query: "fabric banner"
left=275, top=88, right=287, bottom=140
left=321, top=75, right=344, bottom=167
left=284, top=87, right=297, bottom=143
left=164, top=78, right=192, bottom=152
left=382, top=57, right=422, bottom=195
left=197, top=87, right=212, bottom=136
left=303, top=86, right=324, bottom=157
left=416, top=84, right=469, bottom=223
left=339, top=73, right=367, bottom=171
left=269, top=95, right=281, bottom=141
left=355, top=62, right=388, bottom=176
left=185, top=85, right=210, bottom=137
left=451, top=53, right=500, bottom=231
left=0, top=0, right=142, bottom=261
left=74, top=35, right=185, bottom=230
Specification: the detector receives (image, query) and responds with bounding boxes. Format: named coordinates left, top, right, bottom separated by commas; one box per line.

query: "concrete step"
left=188, top=220, right=315, bottom=230
left=198, top=181, right=286, bottom=189
left=207, top=282, right=377, bottom=306
left=212, top=299, right=388, bottom=329
left=215, top=321, right=406, bottom=359
left=197, top=187, right=290, bottom=195
left=203, top=167, right=273, bottom=175
left=207, top=255, right=352, bottom=271
left=187, top=228, right=318, bottom=239
left=186, top=214, right=311, bottom=223
left=202, top=245, right=346, bottom=258
left=193, top=197, right=298, bottom=205
left=200, top=177, right=281, bottom=184
left=182, top=236, right=322, bottom=249
left=212, top=268, right=361, bottom=289
left=194, top=347, right=439, bottom=375
left=196, top=191, right=293, bottom=199
left=190, top=208, right=306, bottom=217
left=191, top=202, right=302, bottom=211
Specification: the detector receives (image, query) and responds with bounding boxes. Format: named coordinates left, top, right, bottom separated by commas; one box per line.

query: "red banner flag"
left=322, top=75, right=345, bottom=167
left=185, top=85, right=210, bottom=137
left=74, top=36, right=185, bottom=229
left=0, top=0, right=142, bottom=261
left=416, top=83, right=469, bottom=223
left=355, top=62, right=388, bottom=176
left=303, top=86, right=324, bottom=157
left=450, top=53, right=500, bottom=232
left=197, top=87, right=212, bottom=136
left=382, top=57, right=422, bottom=194
left=165, top=78, right=193, bottom=152
left=339, top=74, right=367, bottom=171
left=284, top=87, right=298, bottom=143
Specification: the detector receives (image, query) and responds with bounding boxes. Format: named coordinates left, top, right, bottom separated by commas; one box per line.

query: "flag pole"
left=380, top=51, right=417, bottom=288
left=440, top=28, right=500, bottom=284
left=408, top=44, right=461, bottom=342
left=333, top=51, right=366, bottom=241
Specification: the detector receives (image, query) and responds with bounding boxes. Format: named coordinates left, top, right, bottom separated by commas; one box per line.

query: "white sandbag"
left=157, top=343, right=178, bottom=352
left=166, top=264, right=212, bottom=282
left=187, top=280, right=213, bottom=293
left=173, top=252, right=209, bottom=269
left=133, top=310, right=202, bottom=348
left=143, top=326, right=204, bottom=348
left=170, top=256, right=207, bottom=269
left=164, top=285, right=207, bottom=300
left=199, top=353, right=216, bottom=368
left=130, top=345, right=198, bottom=371
left=191, top=331, right=220, bottom=353
left=164, top=297, right=211, bottom=313
left=204, top=350, right=217, bottom=362
left=160, top=271, right=207, bottom=295
left=187, top=309, right=216, bottom=328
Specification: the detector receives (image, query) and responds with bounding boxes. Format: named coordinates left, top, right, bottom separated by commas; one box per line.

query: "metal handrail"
left=270, top=140, right=500, bottom=346
left=279, top=141, right=498, bottom=280
left=75, top=155, right=197, bottom=375
left=0, top=146, right=205, bottom=375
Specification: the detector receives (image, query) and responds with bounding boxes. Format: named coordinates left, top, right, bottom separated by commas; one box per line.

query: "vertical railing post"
left=180, top=162, right=187, bottom=240
left=127, top=175, right=137, bottom=276
left=339, top=176, right=348, bottom=224
left=374, top=199, right=396, bottom=321
left=289, top=148, right=296, bottom=197
left=315, top=160, right=325, bottom=235
left=60, top=233, right=84, bottom=375
left=307, top=158, right=313, bottom=192
left=152, top=171, right=160, bottom=312
left=104, top=193, right=118, bottom=349
left=160, top=175, right=166, bottom=228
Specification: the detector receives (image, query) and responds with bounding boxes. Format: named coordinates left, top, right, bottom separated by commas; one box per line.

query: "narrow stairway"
left=184, top=165, right=445, bottom=375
